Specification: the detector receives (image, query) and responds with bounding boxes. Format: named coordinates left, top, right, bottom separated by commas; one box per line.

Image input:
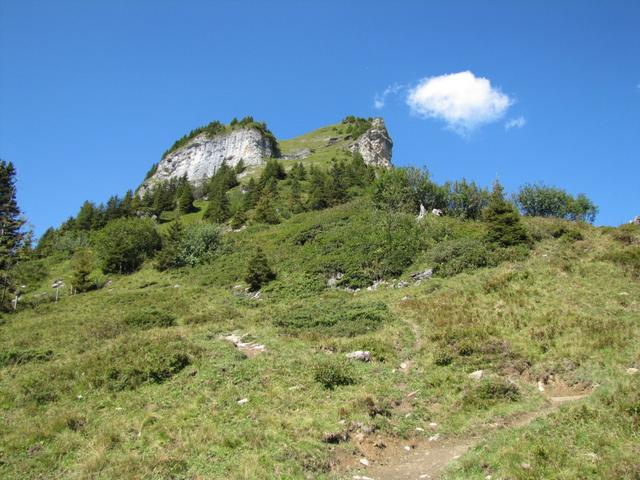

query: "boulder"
left=468, top=370, right=484, bottom=380
left=432, top=208, right=443, bottom=216
left=346, top=351, right=372, bottom=362
left=630, top=215, right=640, bottom=225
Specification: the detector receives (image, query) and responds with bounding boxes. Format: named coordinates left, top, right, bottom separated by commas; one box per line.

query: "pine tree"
left=253, top=189, right=280, bottom=224
left=72, top=248, right=94, bottom=293
left=120, top=190, right=135, bottom=218
left=0, top=160, right=25, bottom=307
left=307, top=167, right=329, bottom=210
left=235, top=159, right=246, bottom=174
left=327, top=159, right=348, bottom=206
left=155, top=219, right=185, bottom=270
left=204, top=182, right=230, bottom=223
left=245, top=247, right=275, bottom=291
left=484, top=181, right=531, bottom=248
left=177, top=182, right=196, bottom=214
left=76, top=201, right=97, bottom=230
left=242, top=177, right=260, bottom=211
left=230, top=209, right=247, bottom=229
left=288, top=177, right=305, bottom=214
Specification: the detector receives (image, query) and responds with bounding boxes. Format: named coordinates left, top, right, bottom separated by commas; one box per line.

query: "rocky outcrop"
left=141, top=127, right=277, bottom=192
left=349, top=117, right=393, bottom=168
left=630, top=215, right=640, bottom=225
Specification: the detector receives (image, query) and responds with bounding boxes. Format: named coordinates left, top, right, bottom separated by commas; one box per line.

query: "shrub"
left=93, top=217, right=161, bottom=274
left=179, top=223, right=221, bottom=267
left=83, top=334, right=196, bottom=391
left=123, top=309, right=176, bottom=329
left=275, top=300, right=388, bottom=337
left=464, top=377, right=520, bottom=406
left=313, top=357, right=355, bottom=389
left=427, top=238, right=495, bottom=277
left=433, top=349, right=454, bottom=366
left=245, top=248, right=276, bottom=291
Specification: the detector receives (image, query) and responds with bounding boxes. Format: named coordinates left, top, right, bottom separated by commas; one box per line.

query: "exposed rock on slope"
left=349, top=118, right=393, bottom=168
left=141, top=127, right=277, bottom=192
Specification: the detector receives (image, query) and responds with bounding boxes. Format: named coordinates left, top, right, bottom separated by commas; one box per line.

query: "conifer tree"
left=204, top=182, right=230, bottom=223
left=288, top=177, right=305, bottom=214
left=0, top=160, right=25, bottom=307
left=242, top=177, right=260, bottom=211
left=327, top=159, right=348, bottom=206
left=76, top=201, right=97, bottom=230
left=155, top=219, right=185, bottom=270
left=484, top=181, right=531, bottom=248
left=253, top=189, right=280, bottom=224
left=307, top=167, right=329, bottom=210
left=177, top=182, right=196, bottom=214
left=230, top=209, right=247, bottom=229
left=72, top=248, right=94, bottom=293
left=245, top=247, right=275, bottom=291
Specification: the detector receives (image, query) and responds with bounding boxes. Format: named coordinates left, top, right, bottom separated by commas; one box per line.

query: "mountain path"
left=349, top=393, right=589, bottom=480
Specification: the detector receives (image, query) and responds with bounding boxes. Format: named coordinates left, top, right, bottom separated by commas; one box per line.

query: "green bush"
left=609, top=224, right=640, bottom=245
left=93, top=217, right=161, bottom=274
left=179, top=223, right=221, bottom=266
left=83, top=334, right=196, bottom=391
left=275, top=300, right=388, bottom=337
left=427, top=238, right=495, bottom=277
left=433, top=349, right=454, bottom=366
left=313, top=357, right=355, bottom=389
left=465, top=377, right=520, bottom=406
left=123, top=309, right=176, bottom=329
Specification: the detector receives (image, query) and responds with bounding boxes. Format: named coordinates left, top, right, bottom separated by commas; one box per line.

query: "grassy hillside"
left=1, top=200, right=639, bottom=479
left=2, top=120, right=639, bottom=479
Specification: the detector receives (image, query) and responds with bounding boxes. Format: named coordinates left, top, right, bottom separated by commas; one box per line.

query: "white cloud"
left=505, top=116, right=526, bottom=130
left=406, top=71, right=513, bottom=135
left=373, top=83, right=403, bottom=109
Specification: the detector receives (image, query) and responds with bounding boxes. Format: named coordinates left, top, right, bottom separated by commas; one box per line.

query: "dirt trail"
left=348, top=393, right=589, bottom=480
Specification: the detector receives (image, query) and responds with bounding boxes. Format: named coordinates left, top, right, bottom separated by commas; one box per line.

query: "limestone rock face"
left=141, top=128, right=277, bottom=192
left=349, top=117, right=393, bottom=168
left=631, top=215, right=640, bottom=225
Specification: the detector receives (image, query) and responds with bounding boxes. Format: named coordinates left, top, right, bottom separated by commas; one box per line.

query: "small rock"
left=407, top=391, right=418, bottom=398
left=618, top=292, right=629, bottom=296
left=468, top=370, right=484, bottom=381
left=404, top=445, right=411, bottom=451
left=399, top=362, right=408, bottom=370
left=521, top=462, right=531, bottom=469
left=411, top=269, right=433, bottom=282
left=429, top=422, right=438, bottom=428
left=346, top=351, right=372, bottom=362
left=353, top=476, right=374, bottom=480
left=374, top=439, right=386, bottom=449
left=173, top=284, right=181, bottom=288
left=359, top=458, right=370, bottom=467
left=415, top=427, right=424, bottom=432
left=537, top=380, right=545, bottom=392
left=431, top=208, right=443, bottom=216
left=428, top=433, right=440, bottom=442
left=627, top=367, right=639, bottom=375
left=237, top=398, right=249, bottom=405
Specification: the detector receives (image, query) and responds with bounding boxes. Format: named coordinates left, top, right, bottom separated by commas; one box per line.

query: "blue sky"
left=1, top=0, right=638, bottom=235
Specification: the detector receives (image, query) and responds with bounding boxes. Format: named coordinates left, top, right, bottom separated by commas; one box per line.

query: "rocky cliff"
left=141, top=127, right=277, bottom=192
left=349, top=118, right=393, bottom=168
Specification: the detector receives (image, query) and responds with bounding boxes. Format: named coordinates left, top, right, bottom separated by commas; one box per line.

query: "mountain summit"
left=141, top=116, right=393, bottom=192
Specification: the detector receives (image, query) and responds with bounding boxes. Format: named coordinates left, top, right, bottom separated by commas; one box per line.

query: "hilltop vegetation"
left=0, top=120, right=638, bottom=480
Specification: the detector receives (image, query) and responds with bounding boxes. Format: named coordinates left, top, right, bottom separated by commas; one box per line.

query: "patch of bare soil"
left=337, top=386, right=591, bottom=480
